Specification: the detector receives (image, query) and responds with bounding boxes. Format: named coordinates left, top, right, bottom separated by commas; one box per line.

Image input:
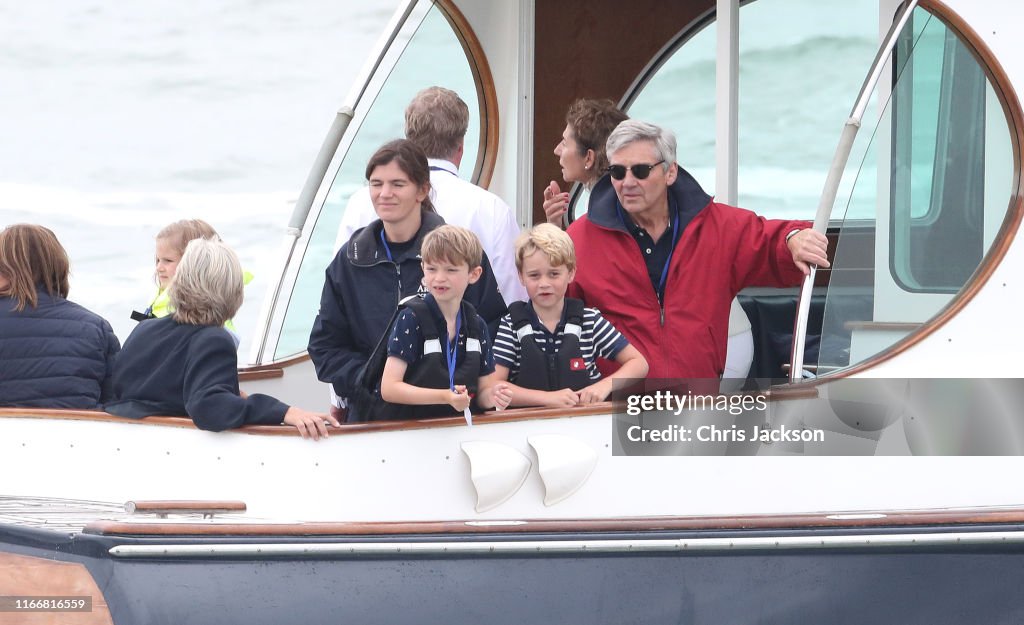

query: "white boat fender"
left=527, top=434, right=598, bottom=506
left=460, top=441, right=532, bottom=513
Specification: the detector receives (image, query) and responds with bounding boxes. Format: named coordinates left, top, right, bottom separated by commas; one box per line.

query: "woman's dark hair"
left=566, top=98, right=630, bottom=177
left=365, top=139, right=436, bottom=214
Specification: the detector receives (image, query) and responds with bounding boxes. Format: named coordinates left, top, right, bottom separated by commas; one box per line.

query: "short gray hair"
left=405, top=86, right=469, bottom=159
left=605, top=120, right=677, bottom=174
left=169, top=238, right=244, bottom=326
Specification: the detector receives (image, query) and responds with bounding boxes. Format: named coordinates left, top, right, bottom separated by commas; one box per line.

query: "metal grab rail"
left=250, top=0, right=420, bottom=365
left=788, top=0, right=919, bottom=382
left=289, top=0, right=420, bottom=233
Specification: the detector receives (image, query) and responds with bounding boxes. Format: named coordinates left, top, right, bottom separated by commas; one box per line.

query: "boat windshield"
left=270, top=2, right=485, bottom=359
left=802, top=5, right=1015, bottom=376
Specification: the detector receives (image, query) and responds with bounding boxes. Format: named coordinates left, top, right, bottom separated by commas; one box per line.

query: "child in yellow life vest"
left=132, top=219, right=252, bottom=344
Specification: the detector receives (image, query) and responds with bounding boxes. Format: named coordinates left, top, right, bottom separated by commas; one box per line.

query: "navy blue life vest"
left=507, top=298, right=592, bottom=392
left=352, top=296, right=483, bottom=422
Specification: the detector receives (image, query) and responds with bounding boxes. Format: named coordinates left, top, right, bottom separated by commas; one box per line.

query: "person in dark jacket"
left=107, top=238, right=338, bottom=439
left=308, top=139, right=507, bottom=422
left=0, top=224, right=120, bottom=409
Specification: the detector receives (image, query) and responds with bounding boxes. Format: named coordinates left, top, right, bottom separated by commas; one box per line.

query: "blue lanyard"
left=657, top=207, right=680, bottom=297
left=444, top=310, right=463, bottom=391
left=379, top=228, right=393, bottom=262
left=617, top=200, right=680, bottom=299
left=429, top=165, right=457, bottom=176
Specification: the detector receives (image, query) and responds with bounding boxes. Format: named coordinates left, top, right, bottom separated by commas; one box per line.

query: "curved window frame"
left=435, top=0, right=500, bottom=188
left=788, top=0, right=1024, bottom=384
left=250, top=0, right=501, bottom=365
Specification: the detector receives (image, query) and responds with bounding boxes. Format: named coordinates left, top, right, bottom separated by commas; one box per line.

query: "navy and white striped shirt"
left=492, top=304, right=628, bottom=382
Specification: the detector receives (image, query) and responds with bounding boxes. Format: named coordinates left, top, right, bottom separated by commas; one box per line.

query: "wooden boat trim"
left=125, top=500, right=247, bottom=516
left=0, top=381, right=812, bottom=438
left=436, top=0, right=499, bottom=188
left=0, top=405, right=612, bottom=434
left=85, top=505, right=1024, bottom=537
left=239, top=352, right=310, bottom=372
left=238, top=352, right=308, bottom=380
left=762, top=385, right=818, bottom=401
left=0, top=553, right=113, bottom=624
left=237, top=354, right=298, bottom=379
left=237, top=367, right=284, bottom=381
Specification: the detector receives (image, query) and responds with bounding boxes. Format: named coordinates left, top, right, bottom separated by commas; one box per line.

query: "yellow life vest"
left=144, top=270, right=254, bottom=333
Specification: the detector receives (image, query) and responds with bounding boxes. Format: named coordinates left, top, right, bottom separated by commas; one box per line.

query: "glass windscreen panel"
left=813, top=7, right=1014, bottom=375
left=273, top=5, right=482, bottom=359
left=574, top=0, right=878, bottom=222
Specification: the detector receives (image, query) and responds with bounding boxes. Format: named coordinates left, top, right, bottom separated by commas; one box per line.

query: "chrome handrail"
left=250, top=0, right=421, bottom=365
left=788, top=0, right=919, bottom=382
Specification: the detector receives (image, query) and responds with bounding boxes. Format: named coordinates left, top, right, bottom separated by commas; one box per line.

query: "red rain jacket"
left=567, top=168, right=809, bottom=379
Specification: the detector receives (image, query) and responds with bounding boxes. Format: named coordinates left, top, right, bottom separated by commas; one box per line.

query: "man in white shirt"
left=335, top=86, right=527, bottom=304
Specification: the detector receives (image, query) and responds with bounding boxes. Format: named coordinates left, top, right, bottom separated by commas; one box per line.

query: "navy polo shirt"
left=618, top=195, right=683, bottom=301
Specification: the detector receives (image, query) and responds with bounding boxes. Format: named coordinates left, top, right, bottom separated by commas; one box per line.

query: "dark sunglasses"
left=606, top=160, right=666, bottom=180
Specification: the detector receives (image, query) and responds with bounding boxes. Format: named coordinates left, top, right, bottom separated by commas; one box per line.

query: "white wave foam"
left=0, top=181, right=296, bottom=227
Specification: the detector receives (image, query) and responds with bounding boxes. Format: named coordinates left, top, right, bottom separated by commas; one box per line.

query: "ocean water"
left=0, top=0, right=397, bottom=356
left=1, top=0, right=879, bottom=360
left=628, top=0, right=878, bottom=215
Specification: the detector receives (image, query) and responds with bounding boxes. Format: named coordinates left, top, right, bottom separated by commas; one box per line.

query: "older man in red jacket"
left=566, top=120, right=829, bottom=380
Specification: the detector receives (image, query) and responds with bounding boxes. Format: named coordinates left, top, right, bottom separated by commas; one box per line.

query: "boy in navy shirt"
left=492, top=224, right=648, bottom=407
left=380, top=225, right=512, bottom=418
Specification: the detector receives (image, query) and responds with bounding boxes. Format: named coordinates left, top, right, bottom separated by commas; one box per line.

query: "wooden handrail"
left=125, top=500, right=247, bottom=516
left=0, top=404, right=612, bottom=435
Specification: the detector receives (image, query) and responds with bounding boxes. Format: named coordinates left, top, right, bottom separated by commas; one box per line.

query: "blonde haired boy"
left=492, top=224, right=648, bottom=407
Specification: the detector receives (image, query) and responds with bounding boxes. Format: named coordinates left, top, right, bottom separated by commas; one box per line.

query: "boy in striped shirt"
left=492, top=224, right=648, bottom=407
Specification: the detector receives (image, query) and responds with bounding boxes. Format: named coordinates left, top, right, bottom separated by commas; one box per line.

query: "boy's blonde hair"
left=156, top=219, right=220, bottom=256
left=515, top=223, right=576, bottom=272
left=421, top=225, right=483, bottom=269
left=169, top=238, right=244, bottom=326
